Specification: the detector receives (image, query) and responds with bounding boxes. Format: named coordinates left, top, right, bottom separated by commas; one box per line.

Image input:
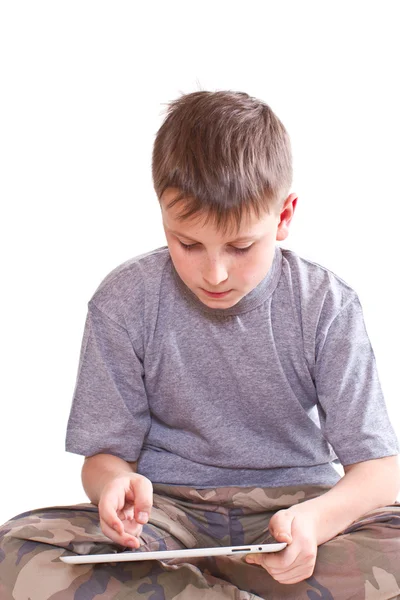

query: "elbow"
left=380, top=455, right=400, bottom=505
left=392, top=456, right=400, bottom=503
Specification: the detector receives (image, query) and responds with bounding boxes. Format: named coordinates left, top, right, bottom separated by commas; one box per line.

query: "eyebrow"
left=167, top=229, right=258, bottom=243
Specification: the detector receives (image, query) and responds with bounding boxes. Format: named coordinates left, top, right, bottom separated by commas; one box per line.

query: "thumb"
left=130, top=475, right=153, bottom=524
left=269, top=510, right=294, bottom=544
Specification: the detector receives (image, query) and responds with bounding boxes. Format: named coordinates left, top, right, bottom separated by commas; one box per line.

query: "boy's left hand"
left=245, top=506, right=318, bottom=584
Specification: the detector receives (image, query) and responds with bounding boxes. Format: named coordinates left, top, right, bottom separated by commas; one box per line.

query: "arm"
left=290, top=454, right=400, bottom=546
left=246, top=293, right=400, bottom=583
left=247, top=455, right=400, bottom=583
left=81, top=453, right=138, bottom=506
left=66, top=302, right=151, bottom=465
left=82, top=453, right=152, bottom=549
left=66, top=279, right=152, bottom=548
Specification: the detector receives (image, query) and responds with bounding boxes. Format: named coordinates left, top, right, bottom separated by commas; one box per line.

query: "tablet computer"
left=60, top=542, right=287, bottom=564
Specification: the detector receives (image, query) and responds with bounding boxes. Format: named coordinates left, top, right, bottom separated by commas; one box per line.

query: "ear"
left=276, top=193, right=298, bottom=242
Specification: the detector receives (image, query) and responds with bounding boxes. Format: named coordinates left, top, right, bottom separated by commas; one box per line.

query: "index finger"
left=98, top=491, right=126, bottom=535
left=247, top=545, right=296, bottom=569
left=100, top=515, right=141, bottom=549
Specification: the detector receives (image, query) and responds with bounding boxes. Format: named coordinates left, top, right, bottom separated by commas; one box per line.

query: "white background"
left=1, top=1, right=399, bottom=525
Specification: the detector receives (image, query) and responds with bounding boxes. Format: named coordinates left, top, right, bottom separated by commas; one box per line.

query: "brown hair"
left=151, top=90, right=292, bottom=235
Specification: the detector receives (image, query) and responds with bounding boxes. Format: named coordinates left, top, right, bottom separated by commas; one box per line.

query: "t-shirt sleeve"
left=65, top=300, right=151, bottom=461
left=314, top=294, right=399, bottom=465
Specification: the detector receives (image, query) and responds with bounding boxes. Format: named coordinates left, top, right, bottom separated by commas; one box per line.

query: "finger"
left=130, top=477, right=153, bottom=524
left=246, top=553, right=278, bottom=567
left=99, top=492, right=127, bottom=536
left=122, top=506, right=135, bottom=520
left=275, top=531, right=292, bottom=544
left=246, top=553, right=273, bottom=567
left=249, top=543, right=316, bottom=584
left=105, top=503, right=143, bottom=537
left=269, top=562, right=315, bottom=584
left=246, top=544, right=297, bottom=569
left=121, top=518, right=143, bottom=537
left=100, top=516, right=141, bottom=549
left=269, top=510, right=294, bottom=544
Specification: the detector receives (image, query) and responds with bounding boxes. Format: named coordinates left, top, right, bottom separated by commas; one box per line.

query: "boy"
left=1, top=90, right=400, bottom=600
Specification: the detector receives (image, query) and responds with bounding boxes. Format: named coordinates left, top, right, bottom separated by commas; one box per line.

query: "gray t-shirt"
left=65, top=245, right=399, bottom=487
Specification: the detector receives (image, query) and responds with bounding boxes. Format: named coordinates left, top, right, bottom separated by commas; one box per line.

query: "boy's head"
left=152, top=90, right=297, bottom=309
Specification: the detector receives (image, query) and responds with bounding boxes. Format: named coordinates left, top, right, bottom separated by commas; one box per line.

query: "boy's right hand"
left=98, top=472, right=153, bottom=549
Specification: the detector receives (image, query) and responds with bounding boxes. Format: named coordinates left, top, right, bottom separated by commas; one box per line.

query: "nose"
left=202, top=257, right=229, bottom=288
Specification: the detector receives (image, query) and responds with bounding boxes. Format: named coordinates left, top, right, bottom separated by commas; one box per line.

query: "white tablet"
left=60, top=542, right=287, bottom=565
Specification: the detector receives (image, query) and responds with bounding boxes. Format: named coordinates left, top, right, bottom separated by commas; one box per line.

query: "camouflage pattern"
left=0, top=483, right=400, bottom=599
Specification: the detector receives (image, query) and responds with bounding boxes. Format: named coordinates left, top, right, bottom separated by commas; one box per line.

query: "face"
left=161, top=188, right=297, bottom=309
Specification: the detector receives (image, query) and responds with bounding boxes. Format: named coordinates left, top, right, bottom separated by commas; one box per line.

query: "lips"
left=202, top=288, right=232, bottom=297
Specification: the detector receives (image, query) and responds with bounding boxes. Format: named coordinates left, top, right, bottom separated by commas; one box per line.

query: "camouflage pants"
left=1, top=484, right=400, bottom=600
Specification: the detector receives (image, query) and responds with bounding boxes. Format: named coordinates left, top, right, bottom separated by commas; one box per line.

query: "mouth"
left=202, top=289, right=232, bottom=298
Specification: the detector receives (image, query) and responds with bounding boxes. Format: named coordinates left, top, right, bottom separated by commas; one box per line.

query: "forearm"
left=291, top=455, right=400, bottom=546
left=81, top=453, right=137, bottom=505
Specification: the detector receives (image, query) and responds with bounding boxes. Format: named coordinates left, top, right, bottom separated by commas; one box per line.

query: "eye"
left=179, top=241, right=252, bottom=254
left=231, top=246, right=252, bottom=254
left=179, top=242, right=198, bottom=251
